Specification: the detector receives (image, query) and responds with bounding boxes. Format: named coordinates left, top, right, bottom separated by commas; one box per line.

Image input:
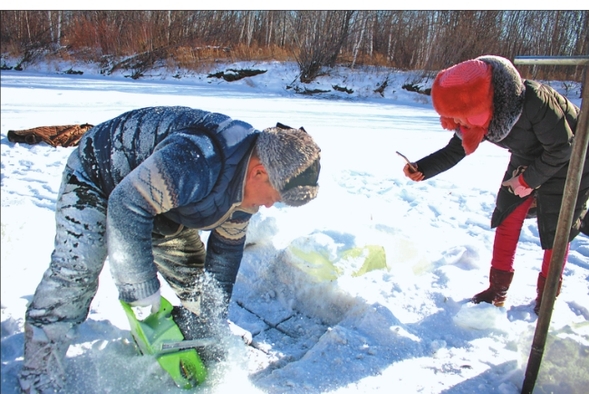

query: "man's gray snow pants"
left=19, top=152, right=207, bottom=392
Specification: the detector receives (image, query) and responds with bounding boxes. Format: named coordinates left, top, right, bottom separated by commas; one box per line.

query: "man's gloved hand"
left=502, top=168, right=533, bottom=198
left=130, top=289, right=161, bottom=314
left=402, top=163, right=424, bottom=182
left=181, top=297, right=202, bottom=316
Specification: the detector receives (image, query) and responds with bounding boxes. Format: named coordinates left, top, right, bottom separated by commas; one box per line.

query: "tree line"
left=1, top=10, right=587, bottom=82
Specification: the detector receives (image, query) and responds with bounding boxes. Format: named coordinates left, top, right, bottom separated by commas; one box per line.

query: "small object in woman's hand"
left=396, top=151, right=418, bottom=172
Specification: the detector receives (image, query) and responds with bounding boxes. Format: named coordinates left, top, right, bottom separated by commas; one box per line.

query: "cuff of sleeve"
left=117, top=277, right=160, bottom=303
left=518, top=174, right=531, bottom=189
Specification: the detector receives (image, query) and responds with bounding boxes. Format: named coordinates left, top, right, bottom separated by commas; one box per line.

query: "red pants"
left=491, top=197, right=569, bottom=276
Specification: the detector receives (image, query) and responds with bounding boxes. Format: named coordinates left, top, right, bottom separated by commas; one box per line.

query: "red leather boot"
left=534, top=273, right=562, bottom=315
left=534, top=247, right=568, bottom=315
left=472, top=267, right=514, bottom=307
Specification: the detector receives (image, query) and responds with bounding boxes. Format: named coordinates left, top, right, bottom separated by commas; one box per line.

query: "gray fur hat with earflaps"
left=256, top=123, right=321, bottom=207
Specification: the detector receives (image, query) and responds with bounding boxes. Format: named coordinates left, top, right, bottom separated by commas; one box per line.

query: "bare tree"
left=351, top=11, right=371, bottom=69
left=290, top=10, right=355, bottom=83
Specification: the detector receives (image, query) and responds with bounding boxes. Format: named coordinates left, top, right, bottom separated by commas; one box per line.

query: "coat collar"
left=478, top=55, right=526, bottom=143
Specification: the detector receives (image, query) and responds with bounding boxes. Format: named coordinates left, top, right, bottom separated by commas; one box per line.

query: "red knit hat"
left=431, top=59, right=494, bottom=155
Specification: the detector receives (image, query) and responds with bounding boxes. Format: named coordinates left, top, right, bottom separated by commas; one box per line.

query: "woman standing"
left=402, top=55, right=588, bottom=313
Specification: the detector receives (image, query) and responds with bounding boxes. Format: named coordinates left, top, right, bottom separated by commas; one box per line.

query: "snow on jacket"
left=76, top=106, right=260, bottom=302
left=414, top=58, right=587, bottom=250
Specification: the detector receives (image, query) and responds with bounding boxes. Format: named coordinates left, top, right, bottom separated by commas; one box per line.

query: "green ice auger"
left=121, top=296, right=208, bottom=389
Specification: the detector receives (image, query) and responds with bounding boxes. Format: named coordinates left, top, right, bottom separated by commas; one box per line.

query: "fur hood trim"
left=477, top=55, right=526, bottom=143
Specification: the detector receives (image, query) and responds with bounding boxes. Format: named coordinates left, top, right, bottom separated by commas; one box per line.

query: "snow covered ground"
left=1, top=59, right=588, bottom=394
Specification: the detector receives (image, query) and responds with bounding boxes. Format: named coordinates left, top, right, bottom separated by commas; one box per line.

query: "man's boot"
left=472, top=267, right=514, bottom=307
left=18, top=322, right=75, bottom=393
left=534, top=273, right=562, bottom=315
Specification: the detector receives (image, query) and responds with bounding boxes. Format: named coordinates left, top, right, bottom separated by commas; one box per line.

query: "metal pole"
left=513, top=56, right=589, bottom=66
left=513, top=56, right=589, bottom=394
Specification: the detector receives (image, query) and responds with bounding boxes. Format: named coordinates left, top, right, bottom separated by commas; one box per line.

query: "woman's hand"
left=502, top=174, right=533, bottom=197
left=403, top=163, right=425, bottom=181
